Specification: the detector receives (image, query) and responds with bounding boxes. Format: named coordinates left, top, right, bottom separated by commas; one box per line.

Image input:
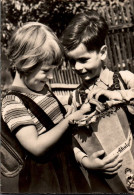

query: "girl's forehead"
left=41, top=64, right=55, bottom=70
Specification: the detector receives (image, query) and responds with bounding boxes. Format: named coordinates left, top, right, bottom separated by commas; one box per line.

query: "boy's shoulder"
left=119, top=70, right=134, bottom=77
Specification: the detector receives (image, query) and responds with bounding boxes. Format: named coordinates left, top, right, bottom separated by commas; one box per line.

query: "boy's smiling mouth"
left=75, top=70, right=92, bottom=76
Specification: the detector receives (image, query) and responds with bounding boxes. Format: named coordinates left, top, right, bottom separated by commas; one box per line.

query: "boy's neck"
left=82, top=67, right=105, bottom=88
left=82, top=76, right=99, bottom=88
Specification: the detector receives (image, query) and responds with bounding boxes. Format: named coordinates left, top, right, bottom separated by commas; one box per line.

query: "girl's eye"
left=41, top=69, right=50, bottom=74
left=44, top=70, right=49, bottom=73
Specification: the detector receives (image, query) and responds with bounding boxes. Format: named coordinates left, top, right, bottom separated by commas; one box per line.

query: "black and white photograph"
left=1, top=0, right=134, bottom=194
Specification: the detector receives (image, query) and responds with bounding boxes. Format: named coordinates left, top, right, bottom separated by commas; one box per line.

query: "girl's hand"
left=82, top=150, right=123, bottom=175
left=64, top=105, right=75, bottom=117
left=88, top=88, right=123, bottom=102
left=67, top=110, right=86, bottom=122
left=80, top=102, right=92, bottom=114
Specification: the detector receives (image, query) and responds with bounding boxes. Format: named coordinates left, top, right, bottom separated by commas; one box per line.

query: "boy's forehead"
left=68, top=43, right=88, bottom=59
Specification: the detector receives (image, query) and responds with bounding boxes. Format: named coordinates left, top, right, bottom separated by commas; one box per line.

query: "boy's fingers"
left=103, top=153, right=119, bottom=164
left=104, top=170, right=118, bottom=175
left=90, top=98, right=104, bottom=109
left=93, top=150, right=105, bottom=158
left=104, top=157, right=123, bottom=168
left=88, top=88, right=102, bottom=100
left=95, top=90, right=108, bottom=101
left=104, top=161, right=122, bottom=171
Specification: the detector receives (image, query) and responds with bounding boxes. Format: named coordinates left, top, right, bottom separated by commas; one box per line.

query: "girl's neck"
left=12, top=71, right=27, bottom=88
left=11, top=71, right=48, bottom=95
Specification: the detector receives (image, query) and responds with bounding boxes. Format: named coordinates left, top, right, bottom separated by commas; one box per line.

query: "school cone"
left=73, top=108, right=134, bottom=193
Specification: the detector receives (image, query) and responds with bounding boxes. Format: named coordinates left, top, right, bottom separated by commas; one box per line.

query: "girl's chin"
left=33, top=83, right=45, bottom=92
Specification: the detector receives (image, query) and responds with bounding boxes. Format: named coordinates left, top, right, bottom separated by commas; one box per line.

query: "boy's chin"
left=82, top=75, right=99, bottom=83
left=82, top=75, right=92, bottom=81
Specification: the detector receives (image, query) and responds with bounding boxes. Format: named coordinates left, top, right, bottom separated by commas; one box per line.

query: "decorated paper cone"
left=73, top=108, right=134, bottom=193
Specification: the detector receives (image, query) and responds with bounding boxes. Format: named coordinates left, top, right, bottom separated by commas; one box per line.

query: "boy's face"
left=68, top=43, right=106, bottom=82
left=24, top=64, right=55, bottom=92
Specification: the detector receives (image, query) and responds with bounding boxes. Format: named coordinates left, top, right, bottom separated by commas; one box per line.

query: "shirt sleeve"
left=119, top=70, right=134, bottom=114
left=120, top=70, right=134, bottom=89
left=2, top=94, right=35, bottom=133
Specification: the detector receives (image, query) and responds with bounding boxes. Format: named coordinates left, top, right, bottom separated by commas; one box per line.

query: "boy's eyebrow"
left=77, top=57, right=89, bottom=60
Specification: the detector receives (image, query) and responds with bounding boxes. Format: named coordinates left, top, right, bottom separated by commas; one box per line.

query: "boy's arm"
left=119, top=70, right=134, bottom=89
left=88, top=71, right=134, bottom=113
left=119, top=70, right=134, bottom=114
left=88, top=70, right=134, bottom=101
left=73, top=145, right=123, bottom=175
left=72, top=137, right=122, bottom=175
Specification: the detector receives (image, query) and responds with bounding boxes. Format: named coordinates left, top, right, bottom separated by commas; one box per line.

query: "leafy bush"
left=2, top=0, right=133, bottom=53
left=1, top=0, right=89, bottom=52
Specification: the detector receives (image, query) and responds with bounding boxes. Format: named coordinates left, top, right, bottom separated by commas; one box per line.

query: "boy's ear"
left=100, top=45, right=107, bottom=61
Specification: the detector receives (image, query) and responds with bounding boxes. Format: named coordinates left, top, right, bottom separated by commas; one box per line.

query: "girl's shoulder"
left=2, top=93, right=23, bottom=107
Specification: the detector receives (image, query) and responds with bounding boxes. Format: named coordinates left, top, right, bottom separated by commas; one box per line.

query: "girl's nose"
left=47, top=69, right=54, bottom=80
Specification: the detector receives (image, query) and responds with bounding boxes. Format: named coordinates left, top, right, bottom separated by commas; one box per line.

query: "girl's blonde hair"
left=8, top=22, right=64, bottom=76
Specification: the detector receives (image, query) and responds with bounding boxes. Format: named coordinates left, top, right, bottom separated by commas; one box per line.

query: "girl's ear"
left=100, top=45, right=107, bottom=61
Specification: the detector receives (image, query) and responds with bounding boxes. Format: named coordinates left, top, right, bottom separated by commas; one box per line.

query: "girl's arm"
left=16, top=110, right=84, bottom=156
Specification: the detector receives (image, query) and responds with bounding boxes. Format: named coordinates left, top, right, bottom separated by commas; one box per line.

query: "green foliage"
left=1, top=0, right=89, bottom=52
left=2, top=0, right=133, bottom=53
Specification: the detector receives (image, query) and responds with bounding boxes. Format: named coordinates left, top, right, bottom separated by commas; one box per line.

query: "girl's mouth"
left=40, top=80, right=46, bottom=84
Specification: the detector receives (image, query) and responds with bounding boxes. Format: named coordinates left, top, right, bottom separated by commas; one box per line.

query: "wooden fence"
left=51, top=0, right=134, bottom=96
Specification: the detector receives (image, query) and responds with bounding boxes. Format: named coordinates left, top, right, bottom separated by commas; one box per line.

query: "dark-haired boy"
left=61, top=10, right=134, bottom=192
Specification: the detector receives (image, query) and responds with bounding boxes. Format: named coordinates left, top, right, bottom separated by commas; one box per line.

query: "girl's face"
left=68, top=43, right=107, bottom=82
left=24, top=64, right=55, bottom=92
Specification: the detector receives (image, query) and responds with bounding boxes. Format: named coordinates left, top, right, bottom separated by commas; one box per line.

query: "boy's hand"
left=81, top=150, right=123, bottom=175
left=88, top=88, right=123, bottom=102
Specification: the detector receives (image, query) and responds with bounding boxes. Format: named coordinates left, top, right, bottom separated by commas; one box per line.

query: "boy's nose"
left=75, top=62, right=83, bottom=70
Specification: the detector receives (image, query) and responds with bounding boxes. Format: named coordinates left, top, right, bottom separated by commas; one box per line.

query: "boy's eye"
left=44, top=70, right=49, bottom=73
left=69, top=58, right=76, bottom=66
left=78, top=58, right=88, bottom=63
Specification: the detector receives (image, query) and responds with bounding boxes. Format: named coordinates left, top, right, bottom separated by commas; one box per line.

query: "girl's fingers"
left=65, top=110, right=72, bottom=117
left=65, top=106, right=75, bottom=117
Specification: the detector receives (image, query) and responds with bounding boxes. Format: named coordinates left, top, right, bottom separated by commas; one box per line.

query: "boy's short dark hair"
left=61, top=10, right=109, bottom=53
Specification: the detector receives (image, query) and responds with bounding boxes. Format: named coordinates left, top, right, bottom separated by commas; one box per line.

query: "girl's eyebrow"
left=41, top=65, right=55, bottom=70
